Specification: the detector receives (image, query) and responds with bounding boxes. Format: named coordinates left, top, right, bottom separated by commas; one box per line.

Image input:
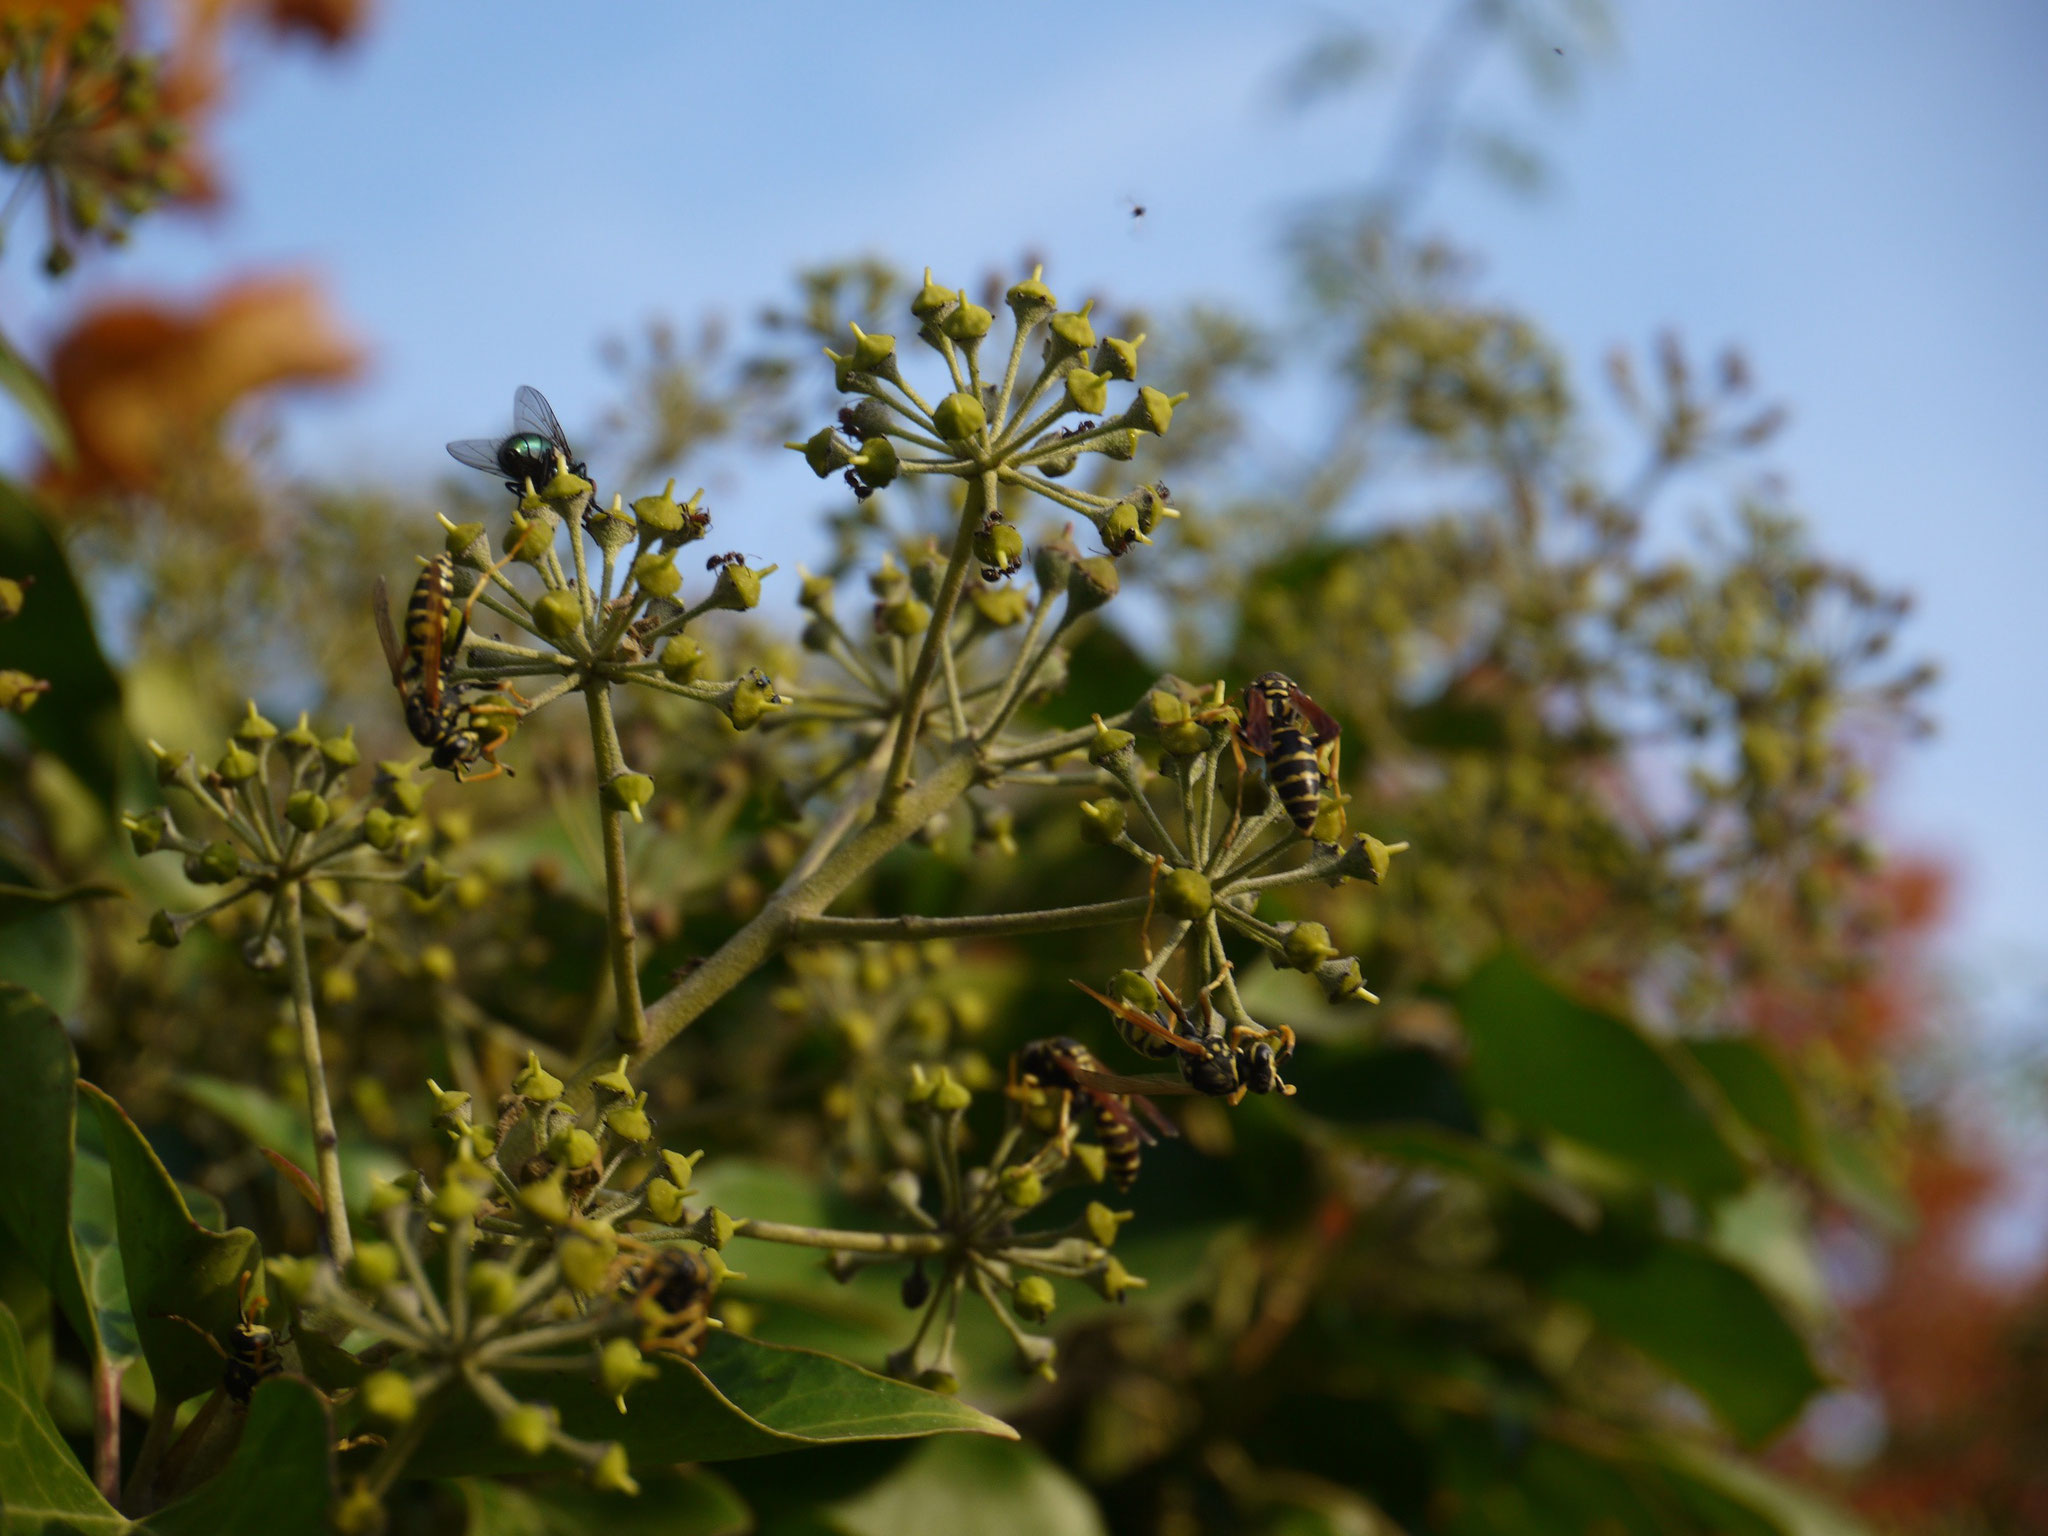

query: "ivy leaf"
left=457, top=1468, right=750, bottom=1536
left=1685, top=1038, right=1816, bottom=1165
left=1307, top=1117, right=1599, bottom=1229
left=138, top=1377, right=334, bottom=1535
left=0, top=985, right=100, bottom=1358
left=822, top=1435, right=1105, bottom=1536
left=405, top=1331, right=1013, bottom=1480
left=80, top=1082, right=263, bottom=1407
left=0, top=1300, right=126, bottom=1534
left=172, top=1072, right=406, bottom=1217
left=0, top=324, right=73, bottom=468
left=0, top=480, right=129, bottom=813
left=1455, top=953, right=1753, bottom=1199
left=1549, top=1238, right=1826, bottom=1446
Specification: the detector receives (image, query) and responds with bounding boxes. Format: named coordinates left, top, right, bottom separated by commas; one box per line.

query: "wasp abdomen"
left=1267, top=725, right=1323, bottom=834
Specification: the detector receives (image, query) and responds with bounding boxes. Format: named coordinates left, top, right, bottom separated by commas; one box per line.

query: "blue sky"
left=6, top=0, right=2044, bottom=971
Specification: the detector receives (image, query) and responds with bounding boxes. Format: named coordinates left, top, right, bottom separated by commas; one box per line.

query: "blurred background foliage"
left=1, top=1, right=2043, bottom=1532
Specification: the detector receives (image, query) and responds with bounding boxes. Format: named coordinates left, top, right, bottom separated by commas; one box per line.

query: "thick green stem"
left=733, top=1219, right=950, bottom=1257
left=789, top=894, right=1149, bottom=944
left=585, top=684, right=647, bottom=1049
left=281, top=882, right=352, bottom=1265
left=878, top=475, right=988, bottom=817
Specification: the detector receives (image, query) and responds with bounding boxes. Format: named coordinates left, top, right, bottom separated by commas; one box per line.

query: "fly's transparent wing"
left=512, top=385, right=570, bottom=453
left=446, top=437, right=505, bottom=474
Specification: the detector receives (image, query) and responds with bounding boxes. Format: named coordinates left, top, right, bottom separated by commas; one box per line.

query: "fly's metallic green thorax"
left=496, top=431, right=562, bottom=488
left=447, top=386, right=590, bottom=496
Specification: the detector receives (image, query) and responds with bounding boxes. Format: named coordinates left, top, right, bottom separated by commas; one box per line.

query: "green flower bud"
left=1147, top=689, right=1189, bottom=727
left=661, top=1148, right=706, bottom=1188
left=549, top=1126, right=601, bottom=1171
left=234, top=700, right=278, bottom=743
left=644, top=1177, right=687, bottom=1226
left=514, top=1050, right=564, bottom=1104
left=941, top=297, right=993, bottom=342
left=264, top=1255, right=319, bottom=1307
left=145, top=909, right=181, bottom=948
left=1046, top=304, right=1096, bottom=359
left=688, top=1204, right=737, bottom=1249
left=360, top=1370, right=416, bottom=1424
left=216, top=744, right=259, bottom=783
left=468, top=1261, right=519, bottom=1317
left=631, top=549, right=681, bottom=599
left=442, top=517, right=489, bottom=565
left=725, top=670, right=784, bottom=731
left=970, top=585, right=1029, bottom=626
left=403, top=857, right=448, bottom=900
left=586, top=497, right=637, bottom=555
left=879, top=596, right=931, bottom=637
left=1066, top=555, right=1120, bottom=615
left=333, top=1483, right=384, bottom=1536
left=557, top=1228, right=615, bottom=1293
left=848, top=323, right=896, bottom=372
left=600, top=1337, right=659, bottom=1401
left=1158, top=868, right=1212, bottom=920
left=381, top=773, right=425, bottom=817
left=1089, top=1255, right=1145, bottom=1304
left=630, top=479, right=685, bottom=535
left=1078, top=798, right=1128, bottom=846
left=320, top=726, right=361, bottom=770
left=190, top=841, right=241, bottom=885
left=0, top=671, right=48, bottom=714
left=1064, top=367, right=1109, bottom=416
left=999, top=1165, right=1044, bottom=1209
left=659, top=636, right=707, bottom=683
left=279, top=712, right=319, bottom=756
left=911, top=268, right=955, bottom=319
left=916, top=1367, right=963, bottom=1395
left=708, top=560, right=771, bottom=612
left=502, top=511, right=553, bottom=564
left=592, top=1057, right=634, bottom=1096
left=603, top=772, right=656, bottom=823
left=1012, top=1274, right=1057, bottom=1324
left=431, top=1179, right=481, bottom=1221
left=1160, top=719, right=1211, bottom=756
left=932, top=391, right=986, bottom=442
left=498, top=1403, right=556, bottom=1457
left=363, top=807, right=398, bottom=851
left=1097, top=499, right=1148, bottom=552
left=1337, top=833, right=1402, bottom=886
left=519, top=1170, right=570, bottom=1225
left=1126, top=385, right=1187, bottom=436
left=366, top=1176, right=409, bottom=1218
left=592, top=1443, right=639, bottom=1496
left=1107, top=970, right=1160, bottom=1013
left=605, top=1094, right=653, bottom=1143
left=1281, top=921, right=1340, bottom=971
left=930, top=1069, right=972, bottom=1113
left=798, top=569, right=836, bottom=615
left=1094, top=333, right=1145, bottom=381
left=1005, top=265, right=1056, bottom=326
left=532, top=587, right=584, bottom=639
left=1070, top=1142, right=1109, bottom=1184
left=538, top=461, right=593, bottom=506
left=348, top=1243, right=401, bottom=1293
left=285, top=790, right=331, bottom=833
left=851, top=434, right=899, bottom=486
left=1318, top=955, right=1379, bottom=1005
left=793, top=426, right=855, bottom=479
left=0, top=577, right=24, bottom=622
left=1085, top=1201, right=1132, bottom=1248
left=124, top=809, right=167, bottom=856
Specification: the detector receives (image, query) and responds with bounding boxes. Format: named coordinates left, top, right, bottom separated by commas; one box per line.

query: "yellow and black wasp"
left=164, top=1270, right=284, bottom=1406
left=1011, top=1036, right=1180, bottom=1191
left=628, top=1246, right=716, bottom=1359
left=1071, top=977, right=1297, bottom=1107
left=372, top=554, right=524, bottom=781
left=1239, top=671, right=1343, bottom=839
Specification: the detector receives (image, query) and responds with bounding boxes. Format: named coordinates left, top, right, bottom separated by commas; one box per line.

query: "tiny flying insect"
left=1071, top=977, right=1297, bottom=1106
left=447, top=385, right=590, bottom=496
left=1011, top=1035, right=1179, bottom=1191
left=1239, top=670, right=1343, bottom=839
left=629, top=1246, right=716, bottom=1359
left=163, top=1270, right=285, bottom=1406
left=372, top=554, right=524, bottom=781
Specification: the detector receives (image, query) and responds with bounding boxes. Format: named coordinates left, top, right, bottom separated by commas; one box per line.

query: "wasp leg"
left=1319, top=736, right=1348, bottom=842
left=455, top=542, right=525, bottom=640
left=1139, top=856, right=1166, bottom=965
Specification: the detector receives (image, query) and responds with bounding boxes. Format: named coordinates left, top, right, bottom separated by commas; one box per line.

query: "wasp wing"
left=1081, top=1087, right=1161, bottom=1145
left=410, top=564, right=447, bottom=713
left=513, top=385, right=571, bottom=453
left=1070, top=1066, right=1202, bottom=1098
left=370, top=576, right=407, bottom=687
left=446, top=437, right=505, bottom=474
left=1070, top=980, right=1206, bottom=1058
left=1240, top=679, right=1274, bottom=754
left=1285, top=683, right=1341, bottom=745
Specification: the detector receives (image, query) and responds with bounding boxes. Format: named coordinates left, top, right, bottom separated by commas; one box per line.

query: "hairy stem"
left=878, top=475, right=988, bottom=817
left=733, top=1219, right=950, bottom=1257
left=789, top=894, right=1149, bottom=944
left=585, top=684, right=648, bottom=1049
left=282, top=882, right=353, bottom=1264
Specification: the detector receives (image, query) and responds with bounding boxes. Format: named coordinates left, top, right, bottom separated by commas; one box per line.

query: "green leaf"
left=406, top=1330, right=1013, bottom=1480
left=458, top=1468, right=750, bottom=1536
left=1814, top=1123, right=1913, bottom=1239
left=172, top=1073, right=405, bottom=1218
left=0, top=1301, right=127, bottom=1534
left=0, top=480, right=127, bottom=812
left=1312, top=1117, right=1599, bottom=1229
left=72, top=1126, right=140, bottom=1372
left=0, top=880, right=123, bottom=927
left=137, top=1377, right=333, bottom=1535
left=1549, top=1239, right=1826, bottom=1446
left=0, top=986, right=98, bottom=1359
left=1650, top=1435, right=1871, bottom=1536
left=1455, top=953, right=1752, bottom=1199
left=80, top=1082, right=263, bottom=1406
left=821, top=1435, right=1105, bottom=1536
left=0, top=326, right=73, bottom=468
left=1685, top=1038, right=1815, bottom=1165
